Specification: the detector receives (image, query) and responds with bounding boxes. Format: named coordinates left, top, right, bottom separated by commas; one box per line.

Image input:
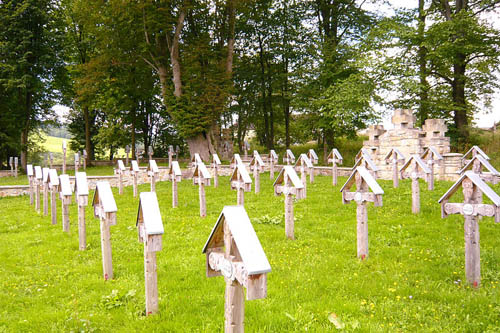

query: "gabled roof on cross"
left=421, top=146, right=443, bottom=160
left=340, top=166, right=384, bottom=195
left=400, top=155, right=431, bottom=174
left=458, top=155, right=499, bottom=176
left=438, top=171, right=500, bottom=206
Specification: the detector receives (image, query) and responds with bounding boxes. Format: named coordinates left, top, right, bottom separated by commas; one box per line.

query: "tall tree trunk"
left=258, top=35, right=268, bottom=147
left=453, top=57, right=468, bottom=142
left=417, top=0, right=429, bottom=126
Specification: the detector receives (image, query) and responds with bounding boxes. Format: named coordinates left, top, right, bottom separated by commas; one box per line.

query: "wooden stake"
left=78, top=205, right=86, bottom=250
left=463, top=179, right=480, bottom=286
left=100, top=216, right=113, bottom=280
left=392, top=159, right=399, bottom=188
left=300, top=165, right=307, bottom=198
left=411, top=175, right=420, bottom=214
left=214, top=163, right=219, bottom=188
left=119, top=173, right=123, bottom=195
left=43, top=183, right=49, bottom=216
left=50, top=188, right=57, bottom=225
left=62, top=149, right=66, bottom=174
left=237, top=187, right=244, bottom=206
left=151, top=174, right=156, bottom=192
left=270, top=159, right=274, bottom=180
left=224, top=222, right=244, bottom=332
left=332, top=158, right=338, bottom=186
left=35, top=182, right=41, bottom=213
left=356, top=202, right=368, bottom=259
left=285, top=193, right=294, bottom=240
left=199, top=176, right=206, bottom=217
left=144, top=239, right=159, bottom=315
left=254, top=165, right=260, bottom=194
left=309, top=166, right=314, bottom=183
left=62, top=198, right=70, bottom=232
left=133, top=173, right=138, bottom=197
left=29, top=178, right=34, bottom=205
left=427, top=160, right=434, bottom=191
left=172, top=176, right=178, bottom=208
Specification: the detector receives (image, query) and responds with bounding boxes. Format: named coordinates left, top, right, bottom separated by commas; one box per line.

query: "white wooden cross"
left=168, top=145, right=174, bottom=167
left=117, top=160, right=126, bottom=195
left=27, top=164, right=34, bottom=205
left=202, top=206, right=271, bottom=332
left=191, top=153, right=203, bottom=168
left=131, top=160, right=140, bottom=197
left=92, top=181, right=117, bottom=280
left=295, top=153, right=314, bottom=190
left=34, top=166, right=43, bottom=213
left=9, top=157, right=13, bottom=176
left=461, top=145, right=489, bottom=166
left=137, top=192, right=164, bottom=315
left=400, top=155, right=431, bottom=214
left=249, top=151, right=264, bottom=194
left=148, top=160, right=159, bottom=192
left=75, top=172, right=89, bottom=250
left=74, top=152, right=80, bottom=173
left=230, top=162, right=252, bottom=206
left=284, top=149, right=295, bottom=165
left=212, top=153, right=222, bottom=188
left=42, top=167, right=50, bottom=216
left=459, top=154, right=499, bottom=185
left=420, top=146, right=443, bottom=190
left=230, top=153, right=243, bottom=169
left=14, top=157, right=18, bottom=177
left=62, top=140, right=67, bottom=174
left=273, top=166, right=305, bottom=240
left=192, top=162, right=212, bottom=217
left=340, top=166, right=384, bottom=260
left=308, top=149, right=319, bottom=165
left=384, top=148, right=405, bottom=188
left=352, top=150, right=379, bottom=179
left=169, top=161, right=182, bottom=208
left=47, top=169, right=59, bottom=225
left=269, top=150, right=278, bottom=180
left=438, top=171, right=500, bottom=287
left=59, top=174, right=73, bottom=232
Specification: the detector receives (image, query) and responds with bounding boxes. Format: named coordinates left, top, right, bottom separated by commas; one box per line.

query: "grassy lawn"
left=0, top=173, right=499, bottom=331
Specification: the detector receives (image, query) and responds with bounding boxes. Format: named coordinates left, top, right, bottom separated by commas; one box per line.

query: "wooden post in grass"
left=439, top=171, right=500, bottom=287
left=250, top=151, right=264, bottom=194
left=400, top=155, right=431, bottom=214
left=125, top=145, right=130, bottom=167
left=192, top=162, right=211, bottom=217
left=327, top=149, right=343, bottom=186
left=284, top=149, right=295, bottom=165
left=47, top=169, right=59, bottom=225
left=269, top=150, right=278, bottom=180
left=384, top=148, right=405, bottom=188
left=295, top=154, right=313, bottom=198
left=273, top=166, right=305, bottom=240
left=148, top=160, right=159, bottom=192
left=148, top=146, right=153, bottom=161
left=75, top=172, right=89, bottom=250
left=82, top=150, right=87, bottom=170
left=307, top=149, right=318, bottom=183
left=14, top=157, right=18, bottom=177
left=27, top=164, right=34, bottom=205
left=340, top=166, right=384, bottom=260
left=212, top=153, right=221, bottom=188
left=421, top=147, right=443, bottom=190
left=230, top=162, right=252, bottom=206
left=168, top=145, right=174, bottom=168
left=202, top=206, right=271, bottom=332
left=34, top=166, right=42, bottom=213
left=92, top=181, right=118, bottom=280
left=169, top=161, right=182, bottom=208
left=117, top=160, right=126, bottom=195
left=74, top=152, right=80, bottom=173
left=9, top=157, right=13, bottom=176
left=131, top=160, right=140, bottom=197
left=136, top=192, right=164, bottom=315
left=42, top=167, right=50, bottom=216
left=62, top=140, right=67, bottom=174
left=59, top=174, right=72, bottom=232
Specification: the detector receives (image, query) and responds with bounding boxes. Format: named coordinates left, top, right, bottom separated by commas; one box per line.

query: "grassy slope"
left=0, top=172, right=499, bottom=331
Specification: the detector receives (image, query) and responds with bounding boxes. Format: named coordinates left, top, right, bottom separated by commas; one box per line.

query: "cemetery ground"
left=1, top=170, right=500, bottom=331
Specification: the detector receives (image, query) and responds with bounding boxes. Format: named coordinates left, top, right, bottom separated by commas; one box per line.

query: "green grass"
left=1, top=174, right=500, bottom=331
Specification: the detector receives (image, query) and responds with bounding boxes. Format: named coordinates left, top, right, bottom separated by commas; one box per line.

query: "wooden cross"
left=117, top=160, right=126, bottom=195
left=308, top=149, right=319, bottom=165
left=148, top=146, right=153, bottom=161
left=169, top=161, right=182, bottom=208
left=212, top=153, right=222, bottom=188
left=59, top=174, right=72, bottom=233
left=168, top=145, right=174, bottom=168
left=92, top=181, right=118, bottom=280
left=421, top=147, right=443, bottom=190
left=74, top=152, right=80, bottom=173
left=137, top=192, right=164, bottom=315
left=193, top=162, right=212, bottom=217
left=27, top=164, right=34, bottom=205
left=384, top=148, right=405, bottom=188
left=34, top=166, right=43, bottom=213
left=230, top=153, right=243, bottom=169
left=230, top=162, right=252, bottom=206
left=148, top=160, right=159, bottom=192
left=400, top=155, right=431, bottom=214
left=352, top=150, right=379, bottom=179
left=284, top=149, right=295, bottom=165
left=47, top=169, right=59, bottom=225
left=202, top=206, right=271, bottom=332
left=249, top=151, right=264, bottom=194
left=269, top=150, right=278, bottom=180
left=461, top=145, right=489, bottom=166
left=82, top=150, right=87, bottom=170
left=340, top=166, right=384, bottom=260
left=439, top=171, right=500, bottom=287
left=42, top=167, right=50, bottom=216
left=273, top=166, right=305, bottom=240
left=62, top=140, right=67, bottom=174
left=14, top=157, right=18, bottom=177
left=130, top=160, right=140, bottom=197
left=75, top=172, right=89, bottom=250
left=459, top=154, right=499, bottom=185
left=9, top=157, right=13, bottom=176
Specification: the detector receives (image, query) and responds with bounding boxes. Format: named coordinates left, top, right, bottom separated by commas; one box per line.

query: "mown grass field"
left=1, top=171, right=500, bottom=331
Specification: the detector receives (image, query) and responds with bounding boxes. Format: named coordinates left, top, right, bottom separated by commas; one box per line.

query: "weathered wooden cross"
left=47, top=169, right=59, bottom=225
left=230, top=162, right=252, bottom=206
left=168, top=145, right=174, bottom=167
left=202, top=206, right=271, bottom=333
left=420, top=146, right=443, bottom=190
left=75, top=172, right=89, bottom=250
left=148, top=146, right=153, bottom=161
left=400, top=155, right=431, bottom=214
left=273, top=166, right=305, bottom=240
left=383, top=148, right=405, bottom=188
left=438, top=171, right=500, bottom=287
left=42, top=167, right=50, bottom=216
left=284, top=149, right=295, bottom=165
left=461, top=145, right=489, bottom=166
left=74, top=152, right=80, bottom=173
left=131, top=160, right=140, bottom=197
left=9, top=157, right=13, bottom=176
left=459, top=154, right=499, bottom=185
left=136, top=192, right=164, bottom=315
left=62, top=140, right=67, bottom=174
left=295, top=154, right=313, bottom=194
left=249, top=151, right=264, bottom=193
left=230, top=153, right=243, bottom=169
left=269, top=150, right=278, bottom=180
left=117, top=160, right=126, bottom=195
left=340, top=166, right=384, bottom=260
left=212, top=153, right=222, bottom=188
left=92, top=181, right=118, bottom=280
left=169, top=161, right=182, bottom=208
left=34, top=166, right=43, bottom=213
left=148, top=159, right=159, bottom=192
left=27, top=164, right=34, bottom=205
left=82, top=149, right=87, bottom=170
left=193, top=162, right=212, bottom=217
left=352, top=150, right=379, bottom=179
left=59, top=174, right=72, bottom=232
left=14, top=157, right=18, bottom=177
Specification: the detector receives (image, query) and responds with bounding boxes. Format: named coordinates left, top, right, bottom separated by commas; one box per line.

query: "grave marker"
left=42, top=167, right=50, bottom=216
left=294, top=154, right=313, bottom=197
left=384, top=148, right=405, bottom=188
left=462, top=145, right=489, bottom=166
left=421, top=146, right=443, bottom=190
left=82, top=150, right=87, bottom=170
left=191, top=153, right=203, bottom=169
left=9, top=157, right=13, bottom=176
left=168, top=145, right=174, bottom=167
left=74, top=152, right=80, bottom=173
left=59, top=174, right=72, bottom=232
left=459, top=154, right=499, bottom=185
left=148, top=146, right=153, bottom=161
left=34, top=166, right=43, bottom=213
left=117, top=160, right=126, bottom=195
left=355, top=148, right=373, bottom=163
left=192, top=162, right=212, bottom=217
left=273, top=166, right=305, bottom=240
left=438, top=171, right=500, bottom=287
left=148, top=160, right=159, bottom=192
left=27, top=164, right=34, bottom=205
left=92, top=181, right=117, bottom=280
left=340, top=166, right=384, bottom=259
left=269, top=150, right=278, bottom=180
left=62, top=140, right=67, bottom=174
left=249, top=151, right=264, bottom=193
left=14, top=157, right=18, bottom=177
left=136, top=192, right=164, bottom=315
left=400, top=155, right=431, bottom=214
left=308, top=149, right=319, bottom=165
left=327, top=149, right=343, bottom=186
left=284, top=149, right=295, bottom=165
left=230, top=153, right=243, bottom=169
left=47, top=169, right=59, bottom=225
left=169, top=161, right=182, bottom=208
left=75, top=172, right=89, bottom=250
left=352, top=150, right=379, bottom=179
left=230, top=162, right=252, bottom=206
left=202, top=206, right=271, bottom=332
left=131, top=160, right=140, bottom=197
left=212, top=153, right=222, bottom=188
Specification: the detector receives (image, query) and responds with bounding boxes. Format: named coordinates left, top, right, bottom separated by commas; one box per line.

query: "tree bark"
left=417, top=0, right=429, bottom=126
